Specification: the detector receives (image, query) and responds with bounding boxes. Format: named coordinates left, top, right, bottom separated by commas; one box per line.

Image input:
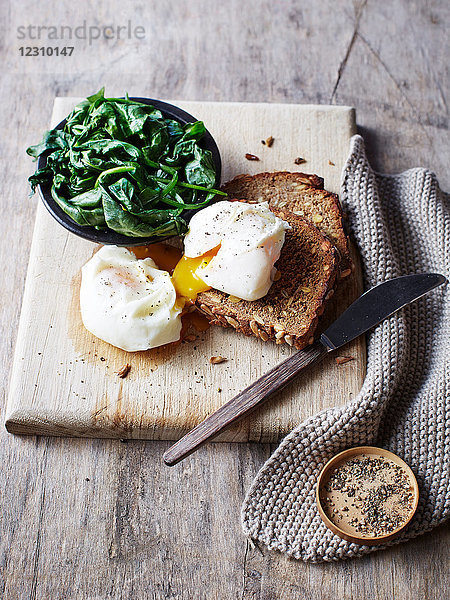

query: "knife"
left=163, top=273, right=446, bottom=466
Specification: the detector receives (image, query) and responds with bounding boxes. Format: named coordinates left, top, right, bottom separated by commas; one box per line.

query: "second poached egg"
left=80, top=246, right=182, bottom=352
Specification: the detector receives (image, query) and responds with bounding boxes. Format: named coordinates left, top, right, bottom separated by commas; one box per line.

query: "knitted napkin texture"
left=241, top=135, right=449, bottom=562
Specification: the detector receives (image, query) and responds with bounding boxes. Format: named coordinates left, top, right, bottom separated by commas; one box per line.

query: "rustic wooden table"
left=1, top=1, right=448, bottom=598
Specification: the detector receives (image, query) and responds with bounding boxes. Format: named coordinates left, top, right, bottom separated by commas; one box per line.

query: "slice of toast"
left=221, top=172, right=352, bottom=278
left=196, top=205, right=338, bottom=350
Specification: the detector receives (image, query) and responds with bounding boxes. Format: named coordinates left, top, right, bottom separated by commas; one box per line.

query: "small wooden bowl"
left=316, top=446, right=419, bottom=545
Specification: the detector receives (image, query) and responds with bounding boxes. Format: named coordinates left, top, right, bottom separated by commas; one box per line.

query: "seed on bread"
left=250, top=320, right=260, bottom=336
left=225, top=316, right=239, bottom=328
left=200, top=303, right=214, bottom=317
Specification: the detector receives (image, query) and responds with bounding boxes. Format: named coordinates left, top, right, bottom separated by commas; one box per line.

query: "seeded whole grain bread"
left=221, top=172, right=352, bottom=277
left=196, top=206, right=338, bottom=350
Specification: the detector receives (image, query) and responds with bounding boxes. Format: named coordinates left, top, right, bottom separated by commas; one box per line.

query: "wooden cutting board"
left=6, top=99, right=365, bottom=442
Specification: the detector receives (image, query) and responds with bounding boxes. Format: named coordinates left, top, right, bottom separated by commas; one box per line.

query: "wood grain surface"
left=5, top=98, right=365, bottom=442
left=163, top=341, right=329, bottom=465
left=1, top=0, right=448, bottom=598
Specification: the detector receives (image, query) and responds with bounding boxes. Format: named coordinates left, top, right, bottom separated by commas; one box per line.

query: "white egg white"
left=80, top=246, right=182, bottom=352
left=184, top=201, right=290, bottom=301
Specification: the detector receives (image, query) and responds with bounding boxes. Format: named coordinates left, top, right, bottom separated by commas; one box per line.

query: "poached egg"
left=172, top=201, right=290, bottom=301
left=80, top=246, right=182, bottom=352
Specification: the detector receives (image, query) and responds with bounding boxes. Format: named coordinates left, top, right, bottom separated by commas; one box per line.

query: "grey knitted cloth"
left=241, top=135, right=449, bottom=562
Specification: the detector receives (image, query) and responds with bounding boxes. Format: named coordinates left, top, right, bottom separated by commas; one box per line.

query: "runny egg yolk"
left=129, top=243, right=182, bottom=272
left=171, top=246, right=219, bottom=301
left=130, top=243, right=219, bottom=303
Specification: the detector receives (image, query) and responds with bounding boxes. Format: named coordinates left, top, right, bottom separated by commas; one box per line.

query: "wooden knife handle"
left=163, top=340, right=329, bottom=466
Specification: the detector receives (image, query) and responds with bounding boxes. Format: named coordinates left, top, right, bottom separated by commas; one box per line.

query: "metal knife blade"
left=320, top=273, right=447, bottom=351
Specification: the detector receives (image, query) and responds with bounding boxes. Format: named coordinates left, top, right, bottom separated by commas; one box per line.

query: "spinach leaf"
left=185, top=146, right=216, bottom=187
left=51, top=185, right=106, bottom=227
left=26, top=129, right=69, bottom=158
left=27, top=90, right=224, bottom=238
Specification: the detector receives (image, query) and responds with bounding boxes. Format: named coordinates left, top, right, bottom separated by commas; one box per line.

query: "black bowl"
left=36, top=98, right=222, bottom=246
